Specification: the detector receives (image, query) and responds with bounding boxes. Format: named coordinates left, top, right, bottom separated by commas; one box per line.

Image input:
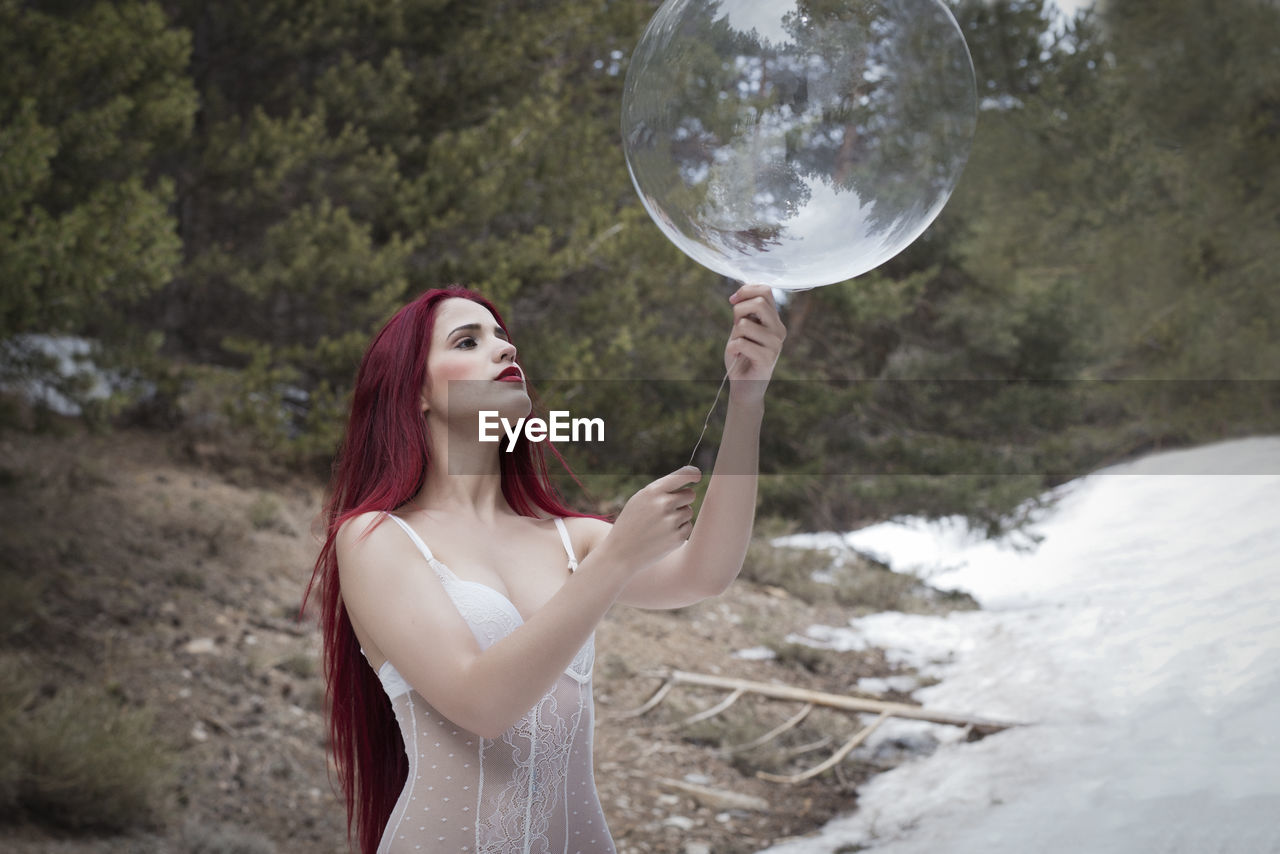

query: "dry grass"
left=741, top=537, right=834, bottom=600
left=0, top=655, right=176, bottom=832
left=247, top=493, right=288, bottom=532
left=182, top=820, right=279, bottom=854
left=671, top=693, right=861, bottom=782
left=743, top=534, right=977, bottom=616
left=0, top=427, right=340, bottom=850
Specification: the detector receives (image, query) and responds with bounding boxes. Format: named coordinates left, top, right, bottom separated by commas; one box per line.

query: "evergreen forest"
left=3, top=0, right=1278, bottom=533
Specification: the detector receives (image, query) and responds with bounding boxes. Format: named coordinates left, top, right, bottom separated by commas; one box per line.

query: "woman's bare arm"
left=614, top=284, right=784, bottom=609
left=337, top=467, right=697, bottom=738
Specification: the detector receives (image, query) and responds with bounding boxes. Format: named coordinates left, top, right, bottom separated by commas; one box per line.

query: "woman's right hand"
left=603, top=466, right=702, bottom=575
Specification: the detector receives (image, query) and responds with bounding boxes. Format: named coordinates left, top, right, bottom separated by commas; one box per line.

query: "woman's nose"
left=495, top=339, right=518, bottom=363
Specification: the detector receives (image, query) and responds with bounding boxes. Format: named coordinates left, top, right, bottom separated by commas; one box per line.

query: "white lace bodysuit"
left=373, top=513, right=616, bottom=854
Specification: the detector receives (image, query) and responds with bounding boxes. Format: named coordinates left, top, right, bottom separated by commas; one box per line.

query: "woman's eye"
left=455, top=337, right=477, bottom=349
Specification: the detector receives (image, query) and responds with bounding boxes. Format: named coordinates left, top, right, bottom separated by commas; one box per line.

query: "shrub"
left=247, top=493, right=283, bottom=531
left=740, top=538, right=832, bottom=602
left=0, top=656, right=175, bottom=831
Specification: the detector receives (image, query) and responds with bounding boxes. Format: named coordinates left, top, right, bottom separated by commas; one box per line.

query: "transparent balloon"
left=622, top=0, right=977, bottom=290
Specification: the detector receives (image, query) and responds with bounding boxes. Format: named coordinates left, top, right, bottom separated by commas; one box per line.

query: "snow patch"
left=760, top=438, right=1280, bottom=854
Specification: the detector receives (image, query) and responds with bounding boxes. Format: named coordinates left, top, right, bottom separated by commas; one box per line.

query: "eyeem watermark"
left=479, top=410, right=605, bottom=452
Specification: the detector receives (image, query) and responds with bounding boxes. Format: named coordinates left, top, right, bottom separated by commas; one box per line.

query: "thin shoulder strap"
left=382, top=512, right=454, bottom=579
left=553, top=517, right=580, bottom=572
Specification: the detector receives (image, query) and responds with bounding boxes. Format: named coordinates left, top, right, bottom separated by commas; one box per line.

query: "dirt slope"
left=0, top=427, right=965, bottom=853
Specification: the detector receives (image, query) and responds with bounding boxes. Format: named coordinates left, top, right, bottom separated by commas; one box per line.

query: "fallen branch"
left=622, top=669, right=1023, bottom=784
left=757, top=710, right=888, bottom=784
left=661, top=686, right=746, bottom=731
left=717, top=701, right=814, bottom=755
left=633, top=669, right=1017, bottom=734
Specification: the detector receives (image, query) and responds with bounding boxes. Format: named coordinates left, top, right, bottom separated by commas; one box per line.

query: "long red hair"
left=302, top=286, right=599, bottom=854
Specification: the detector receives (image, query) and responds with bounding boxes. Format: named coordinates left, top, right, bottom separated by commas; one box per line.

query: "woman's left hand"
left=725, top=283, right=786, bottom=401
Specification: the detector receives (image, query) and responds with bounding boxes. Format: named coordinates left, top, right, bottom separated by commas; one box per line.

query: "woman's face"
left=421, top=297, right=530, bottom=424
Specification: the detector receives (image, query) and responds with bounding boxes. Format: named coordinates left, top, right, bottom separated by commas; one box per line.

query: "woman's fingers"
left=729, top=282, right=777, bottom=308
left=656, top=466, right=701, bottom=490
left=732, top=295, right=782, bottom=328
left=729, top=289, right=787, bottom=349
left=670, top=487, right=696, bottom=511
left=728, top=334, right=781, bottom=366
left=731, top=314, right=784, bottom=347
left=724, top=284, right=786, bottom=384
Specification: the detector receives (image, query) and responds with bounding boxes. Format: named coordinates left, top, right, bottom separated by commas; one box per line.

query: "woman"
left=306, top=283, right=785, bottom=853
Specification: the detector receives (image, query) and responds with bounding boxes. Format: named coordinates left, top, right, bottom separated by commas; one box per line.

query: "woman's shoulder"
left=561, top=514, right=610, bottom=528
left=335, top=510, right=396, bottom=553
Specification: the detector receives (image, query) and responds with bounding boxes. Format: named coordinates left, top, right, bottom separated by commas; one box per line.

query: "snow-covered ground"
left=762, top=437, right=1280, bottom=854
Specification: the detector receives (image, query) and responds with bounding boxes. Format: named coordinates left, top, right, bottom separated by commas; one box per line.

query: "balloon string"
left=687, top=354, right=741, bottom=468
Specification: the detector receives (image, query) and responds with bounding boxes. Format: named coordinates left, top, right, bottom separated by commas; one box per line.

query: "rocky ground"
left=0, top=426, right=979, bottom=853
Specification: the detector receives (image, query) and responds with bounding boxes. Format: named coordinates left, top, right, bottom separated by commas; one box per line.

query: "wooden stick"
left=671, top=686, right=746, bottom=729
left=651, top=670, right=1018, bottom=734
left=719, top=702, right=815, bottom=755
left=620, top=677, right=675, bottom=719
left=757, top=710, right=890, bottom=784
left=779, top=735, right=833, bottom=759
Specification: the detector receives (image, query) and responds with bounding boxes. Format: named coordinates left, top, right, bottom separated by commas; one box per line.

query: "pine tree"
left=0, top=1, right=196, bottom=414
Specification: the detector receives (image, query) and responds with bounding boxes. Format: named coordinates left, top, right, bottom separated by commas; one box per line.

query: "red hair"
left=302, top=286, right=600, bottom=854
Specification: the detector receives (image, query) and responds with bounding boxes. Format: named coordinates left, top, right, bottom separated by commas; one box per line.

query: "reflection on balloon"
left=622, top=0, right=977, bottom=290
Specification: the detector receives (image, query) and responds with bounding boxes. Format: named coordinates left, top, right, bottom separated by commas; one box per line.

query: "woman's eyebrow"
left=448, top=323, right=509, bottom=340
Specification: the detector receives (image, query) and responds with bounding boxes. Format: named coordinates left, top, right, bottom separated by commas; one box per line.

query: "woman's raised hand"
left=603, top=466, right=702, bottom=575
left=726, top=283, right=786, bottom=401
